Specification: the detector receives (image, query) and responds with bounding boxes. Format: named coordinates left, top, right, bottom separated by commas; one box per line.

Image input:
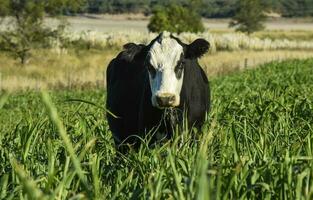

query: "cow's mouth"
left=156, top=105, right=178, bottom=109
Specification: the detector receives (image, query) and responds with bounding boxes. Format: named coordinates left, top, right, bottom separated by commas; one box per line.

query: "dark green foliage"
left=4, top=0, right=309, bottom=18
left=230, top=0, right=266, bottom=34
left=74, top=0, right=313, bottom=18
left=1, top=59, right=313, bottom=199
left=281, top=0, right=313, bottom=17
left=45, top=0, right=86, bottom=14
left=0, top=0, right=9, bottom=16
left=200, top=0, right=238, bottom=18
left=147, top=4, right=204, bottom=34
left=86, top=0, right=149, bottom=14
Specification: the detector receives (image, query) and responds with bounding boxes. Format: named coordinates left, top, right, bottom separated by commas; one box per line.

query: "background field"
left=1, top=48, right=313, bottom=91
left=54, top=15, right=313, bottom=32
left=1, top=16, right=313, bottom=91
left=1, top=58, right=313, bottom=199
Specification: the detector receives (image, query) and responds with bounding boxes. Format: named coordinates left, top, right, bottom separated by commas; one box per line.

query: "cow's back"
left=106, top=44, right=146, bottom=144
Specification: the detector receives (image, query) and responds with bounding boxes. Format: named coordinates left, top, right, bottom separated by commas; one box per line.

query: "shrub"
left=229, top=0, right=266, bottom=34
left=147, top=4, right=205, bottom=34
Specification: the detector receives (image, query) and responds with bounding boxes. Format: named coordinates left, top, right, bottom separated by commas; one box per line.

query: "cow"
left=106, top=32, right=211, bottom=146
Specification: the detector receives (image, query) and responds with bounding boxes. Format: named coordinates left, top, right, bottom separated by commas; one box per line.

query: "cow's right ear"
left=123, top=43, right=138, bottom=50
left=121, top=43, right=147, bottom=61
left=186, top=39, right=210, bottom=59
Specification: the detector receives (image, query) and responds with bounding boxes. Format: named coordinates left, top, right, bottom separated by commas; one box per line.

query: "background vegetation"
left=3, top=0, right=310, bottom=18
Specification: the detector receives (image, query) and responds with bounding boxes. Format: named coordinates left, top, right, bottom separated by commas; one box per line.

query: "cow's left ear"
left=186, top=39, right=210, bottom=59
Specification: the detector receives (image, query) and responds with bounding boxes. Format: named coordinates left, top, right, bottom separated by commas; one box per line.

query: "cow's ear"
left=121, top=43, right=146, bottom=61
left=186, top=39, right=210, bottom=59
left=123, top=43, right=143, bottom=50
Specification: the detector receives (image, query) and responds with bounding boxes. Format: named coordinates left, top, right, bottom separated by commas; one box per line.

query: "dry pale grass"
left=61, top=31, right=313, bottom=52
left=1, top=49, right=313, bottom=91
left=210, top=29, right=313, bottom=41
left=61, top=16, right=313, bottom=32
left=0, top=49, right=118, bottom=91
left=200, top=50, right=313, bottom=77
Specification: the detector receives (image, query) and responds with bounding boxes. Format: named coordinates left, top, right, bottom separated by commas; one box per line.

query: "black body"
left=106, top=35, right=211, bottom=145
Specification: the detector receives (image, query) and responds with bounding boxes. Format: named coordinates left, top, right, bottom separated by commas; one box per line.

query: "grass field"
left=1, top=58, right=313, bottom=199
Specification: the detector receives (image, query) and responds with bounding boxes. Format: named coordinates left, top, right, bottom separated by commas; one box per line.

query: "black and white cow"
left=106, top=32, right=210, bottom=145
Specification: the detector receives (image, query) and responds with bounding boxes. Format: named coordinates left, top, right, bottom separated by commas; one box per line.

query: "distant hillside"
left=80, top=0, right=313, bottom=18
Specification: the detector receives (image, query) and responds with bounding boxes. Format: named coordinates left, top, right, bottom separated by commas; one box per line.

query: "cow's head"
left=145, top=32, right=210, bottom=109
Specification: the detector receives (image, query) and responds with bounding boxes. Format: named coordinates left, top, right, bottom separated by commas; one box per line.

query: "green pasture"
left=0, top=58, right=313, bottom=199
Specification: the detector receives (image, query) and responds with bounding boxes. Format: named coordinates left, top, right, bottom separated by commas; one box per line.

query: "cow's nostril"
left=155, top=96, right=165, bottom=106
left=156, top=94, right=176, bottom=107
left=169, top=95, right=175, bottom=103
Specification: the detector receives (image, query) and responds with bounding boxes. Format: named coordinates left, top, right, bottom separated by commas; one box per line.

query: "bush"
left=0, top=0, right=83, bottom=65
left=229, top=0, right=266, bottom=34
left=147, top=4, right=205, bottom=34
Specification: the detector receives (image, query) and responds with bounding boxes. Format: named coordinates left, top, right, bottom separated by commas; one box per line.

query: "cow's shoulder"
left=184, top=60, right=209, bottom=85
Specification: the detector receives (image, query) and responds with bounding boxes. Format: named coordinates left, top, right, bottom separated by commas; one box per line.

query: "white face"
left=146, top=35, right=185, bottom=108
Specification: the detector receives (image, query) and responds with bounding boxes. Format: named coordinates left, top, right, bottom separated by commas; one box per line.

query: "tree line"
left=83, top=0, right=313, bottom=18
left=0, top=0, right=311, bottom=65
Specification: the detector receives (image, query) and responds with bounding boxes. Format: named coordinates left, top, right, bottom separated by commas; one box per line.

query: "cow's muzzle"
left=155, top=93, right=177, bottom=108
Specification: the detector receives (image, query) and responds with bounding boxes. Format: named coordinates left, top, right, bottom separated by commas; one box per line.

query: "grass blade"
left=41, top=91, right=92, bottom=197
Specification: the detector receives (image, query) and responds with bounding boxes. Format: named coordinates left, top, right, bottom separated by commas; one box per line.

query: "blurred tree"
left=0, top=0, right=84, bottom=65
left=147, top=4, right=204, bottom=33
left=229, top=0, right=266, bottom=34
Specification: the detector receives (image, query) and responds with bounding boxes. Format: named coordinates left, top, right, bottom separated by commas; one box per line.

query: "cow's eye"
left=175, top=62, right=183, bottom=72
left=175, top=62, right=184, bottom=79
left=177, top=62, right=183, bottom=70
left=147, top=63, right=156, bottom=78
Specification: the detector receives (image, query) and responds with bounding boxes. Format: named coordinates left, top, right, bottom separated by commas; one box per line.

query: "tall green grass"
left=0, top=59, right=313, bottom=199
